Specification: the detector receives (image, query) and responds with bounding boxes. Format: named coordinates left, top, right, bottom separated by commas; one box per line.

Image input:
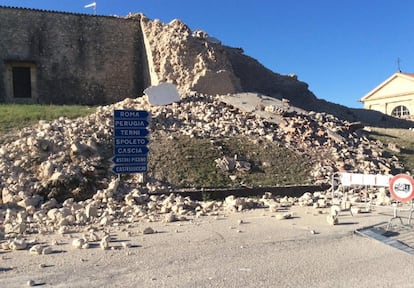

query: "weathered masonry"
left=0, top=6, right=150, bottom=104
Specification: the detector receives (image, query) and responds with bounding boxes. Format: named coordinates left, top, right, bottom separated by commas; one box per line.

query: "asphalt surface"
left=2, top=206, right=414, bottom=288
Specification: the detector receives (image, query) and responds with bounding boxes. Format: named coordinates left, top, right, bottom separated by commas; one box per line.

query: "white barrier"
left=332, top=173, right=414, bottom=230
left=331, top=172, right=393, bottom=200
left=338, top=172, right=392, bottom=187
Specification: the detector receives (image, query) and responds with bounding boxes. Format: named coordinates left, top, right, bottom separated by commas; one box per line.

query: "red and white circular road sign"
left=389, top=174, right=414, bottom=202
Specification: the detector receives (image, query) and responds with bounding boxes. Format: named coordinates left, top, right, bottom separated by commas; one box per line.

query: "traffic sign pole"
left=387, top=174, right=414, bottom=230
left=112, top=109, right=150, bottom=182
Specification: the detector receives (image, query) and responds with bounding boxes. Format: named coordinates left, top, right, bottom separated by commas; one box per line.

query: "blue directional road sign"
left=114, top=146, right=149, bottom=155
left=114, top=128, right=149, bottom=137
left=114, top=119, right=149, bottom=128
left=112, top=155, right=148, bottom=165
left=114, top=110, right=149, bottom=119
left=112, top=165, right=148, bottom=174
left=113, top=110, right=150, bottom=174
left=114, top=138, right=149, bottom=146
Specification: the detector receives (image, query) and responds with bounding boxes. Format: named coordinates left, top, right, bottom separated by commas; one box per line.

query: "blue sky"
left=1, top=0, right=413, bottom=108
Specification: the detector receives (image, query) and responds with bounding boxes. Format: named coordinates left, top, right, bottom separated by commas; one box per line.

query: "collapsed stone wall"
left=139, top=15, right=242, bottom=95
left=0, top=7, right=148, bottom=104
left=224, top=48, right=320, bottom=111
left=0, top=92, right=404, bottom=211
left=139, top=15, right=321, bottom=111
left=0, top=7, right=353, bottom=113
left=138, top=16, right=414, bottom=127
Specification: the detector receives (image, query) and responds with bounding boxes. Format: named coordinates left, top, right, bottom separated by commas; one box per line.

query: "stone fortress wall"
left=0, top=6, right=317, bottom=108
left=0, top=6, right=149, bottom=104
left=4, top=5, right=406, bottom=130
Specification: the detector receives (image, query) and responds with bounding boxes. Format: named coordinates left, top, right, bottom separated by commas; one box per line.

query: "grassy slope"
left=367, top=127, right=414, bottom=174
left=0, top=104, right=95, bottom=133
left=148, top=134, right=313, bottom=188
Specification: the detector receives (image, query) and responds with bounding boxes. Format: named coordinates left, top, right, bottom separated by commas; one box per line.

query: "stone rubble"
left=139, top=15, right=241, bottom=96
left=143, top=227, right=155, bottom=235
left=72, top=238, right=86, bottom=249
left=100, top=235, right=111, bottom=250
left=0, top=91, right=407, bottom=256
left=215, top=156, right=252, bottom=173
left=29, top=244, right=43, bottom=255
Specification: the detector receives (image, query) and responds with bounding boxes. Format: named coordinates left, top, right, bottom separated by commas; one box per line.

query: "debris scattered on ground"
left=0, top=83, right=407, bottom=259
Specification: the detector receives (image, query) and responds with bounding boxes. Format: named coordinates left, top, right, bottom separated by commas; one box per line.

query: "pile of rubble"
left=139, top=15, right=241, bottom=96
left=149, top=93, right=402, bottom=181
left=0, top=91, right=403, bottom=253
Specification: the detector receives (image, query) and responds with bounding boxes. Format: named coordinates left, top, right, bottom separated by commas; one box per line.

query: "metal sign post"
left=387, top=174, right=414, bottom=230
left=84, top=2, right=97, bottom=14
left=112, top=110, right=150, bottom=183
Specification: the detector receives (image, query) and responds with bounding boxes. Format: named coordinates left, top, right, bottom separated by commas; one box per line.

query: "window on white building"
left=391, top=105, right=410, bottom=118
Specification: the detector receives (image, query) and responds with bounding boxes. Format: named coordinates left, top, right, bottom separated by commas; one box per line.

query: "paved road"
left=2, top=206, right=414, bottom=288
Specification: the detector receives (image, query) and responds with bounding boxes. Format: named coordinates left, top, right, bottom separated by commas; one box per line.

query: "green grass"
left=368, top=127, right=414, bottom=174
left=148, top=134, right=313, bottom=188
left=0, top=104, right=95, bottom=133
